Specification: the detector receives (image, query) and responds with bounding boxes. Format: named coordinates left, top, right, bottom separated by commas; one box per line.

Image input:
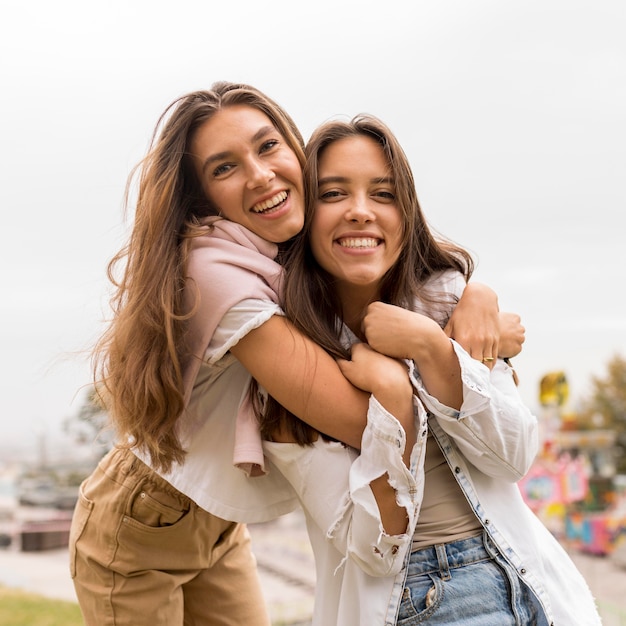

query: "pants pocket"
left=128, top=481, right=189, bottom=528
left=397, top=573, right=442, bottom=623
left=68, top=480, right=94, bottom=578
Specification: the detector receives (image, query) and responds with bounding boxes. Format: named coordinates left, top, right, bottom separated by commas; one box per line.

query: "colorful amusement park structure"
left=518, top=371, right=626, bottom=559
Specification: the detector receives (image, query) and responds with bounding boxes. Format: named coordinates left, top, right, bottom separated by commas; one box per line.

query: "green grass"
left=0, top=587, right=312, bottom=626
left=0, top=587, right=83, bottom=626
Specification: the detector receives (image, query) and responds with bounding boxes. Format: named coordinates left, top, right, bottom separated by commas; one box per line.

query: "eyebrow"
left=318, top=176, right=395, bottom=185
left=200, top=125, right=277, bottom=174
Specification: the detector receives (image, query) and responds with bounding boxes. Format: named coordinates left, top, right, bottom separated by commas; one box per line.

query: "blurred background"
left=1, top=0, right=625, bottom=623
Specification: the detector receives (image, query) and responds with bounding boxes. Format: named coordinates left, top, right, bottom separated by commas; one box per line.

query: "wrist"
left=410, top=320, right=450, bottom=363
left=464, top=282, right=499, bottom=305
left=371, top=375, right=412, bottom=398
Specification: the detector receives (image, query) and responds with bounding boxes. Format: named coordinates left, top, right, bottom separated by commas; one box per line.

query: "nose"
left=345, top=194, right=374, bottom=223
left=245, top=157, right=275, bottom=189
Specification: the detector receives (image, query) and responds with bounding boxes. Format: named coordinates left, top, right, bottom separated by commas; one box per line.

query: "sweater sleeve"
left=181, top=220, right=282, bottom=406
left=205, top=298, right=283, bottom=364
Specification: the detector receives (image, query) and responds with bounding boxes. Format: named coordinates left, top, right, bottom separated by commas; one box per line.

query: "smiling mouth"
left=251, top=190, right=288, bottom=214
left=337, top=237, right=381, bottom=249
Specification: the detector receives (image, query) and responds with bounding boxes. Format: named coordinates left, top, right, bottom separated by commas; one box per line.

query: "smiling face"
left=190, top=105, right=305, bottom=243
left=310, top=134, right=404, bottom=305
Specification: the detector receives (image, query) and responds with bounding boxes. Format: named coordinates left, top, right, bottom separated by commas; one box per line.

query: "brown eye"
left=259, top=139, right=279, bottom=154
left=319, top=189, right=344, bottom=201
left=212, top=163, right=234, bottom=177
left=374, top=190, right=395, bottom=201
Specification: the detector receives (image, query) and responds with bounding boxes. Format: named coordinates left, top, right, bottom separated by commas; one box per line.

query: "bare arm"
left=338, top=342, right=415, bottom=536
left=338, top=343, right=416, bottom=465
left=444, top=282, right=499, bottom=364
left=444, top=282, right=525, bottom=364
left=363, top=302, right=464, bottom=410
left=229, top=315, right=368, bottom=449
left=234, top=321, right=415, bottom=535
left=230, top=282, right=518, bottom=448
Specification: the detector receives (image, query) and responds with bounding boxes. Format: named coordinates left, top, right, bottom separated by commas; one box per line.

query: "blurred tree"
left=63, top=385, right=113, bottom=455
left=582, top=354, right=626, bottom=474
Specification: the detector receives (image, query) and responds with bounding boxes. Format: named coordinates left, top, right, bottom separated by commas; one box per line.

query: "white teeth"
left=251, top=190, right=288, bottom=213
left=338, top=238, right=380, bottom=248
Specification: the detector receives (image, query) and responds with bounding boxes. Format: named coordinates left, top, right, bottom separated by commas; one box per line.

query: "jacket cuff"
left=409, top=339, right=491, bottom=420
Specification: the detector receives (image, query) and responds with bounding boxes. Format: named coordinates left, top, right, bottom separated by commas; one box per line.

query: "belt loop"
left=482, top=529, right=497, bottom=559
left=435, top=543, right=451, bottom=581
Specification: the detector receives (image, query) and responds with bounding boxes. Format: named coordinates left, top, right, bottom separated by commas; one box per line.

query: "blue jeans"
left=396, top=532, right=543, bottom=625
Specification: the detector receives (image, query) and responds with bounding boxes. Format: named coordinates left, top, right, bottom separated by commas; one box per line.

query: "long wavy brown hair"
left=259, top=115, right=474, bottom=444
left=94, top=82, right=305, bottom=472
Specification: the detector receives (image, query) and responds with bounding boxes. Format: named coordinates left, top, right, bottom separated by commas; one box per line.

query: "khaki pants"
left=69, top=448, right=271, bottom=626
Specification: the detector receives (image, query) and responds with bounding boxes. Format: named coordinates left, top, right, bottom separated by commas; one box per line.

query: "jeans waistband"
left=408, top=532, right=492, bottom=580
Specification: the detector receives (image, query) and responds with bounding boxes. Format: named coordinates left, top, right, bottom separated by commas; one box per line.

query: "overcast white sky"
left=1, top=0, right=625, bottom=463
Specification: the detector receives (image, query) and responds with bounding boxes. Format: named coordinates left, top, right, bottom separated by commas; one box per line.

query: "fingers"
left=498, top=312, right=526, bottom=358
left=480, top=337, right=498, bottom=369
left=450, top=328, right=498, bottom=369
left=480, top=355, right=496, bottom=369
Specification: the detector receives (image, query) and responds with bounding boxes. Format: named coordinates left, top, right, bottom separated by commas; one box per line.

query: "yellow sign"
left=539, top=371, right=569, bottom=406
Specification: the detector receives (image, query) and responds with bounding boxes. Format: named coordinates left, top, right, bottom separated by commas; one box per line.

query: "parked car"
left=18, top=479, right=78, bottom=510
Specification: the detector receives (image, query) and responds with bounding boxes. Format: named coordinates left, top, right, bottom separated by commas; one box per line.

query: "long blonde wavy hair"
left=94, top=82, right=305, bottom=472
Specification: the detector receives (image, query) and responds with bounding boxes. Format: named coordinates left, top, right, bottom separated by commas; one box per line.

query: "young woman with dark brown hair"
left=260, top=114, right=601, bottom=625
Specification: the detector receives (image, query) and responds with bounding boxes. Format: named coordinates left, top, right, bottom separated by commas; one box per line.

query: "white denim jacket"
left=263, top=273, right=601, bottom=625
left=264, top=347, right=601, bottom=626
left=410, top=354, right=601, bottom=626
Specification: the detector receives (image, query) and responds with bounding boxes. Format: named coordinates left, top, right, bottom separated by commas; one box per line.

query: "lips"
left=251, top=190, right=288, bottom=213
